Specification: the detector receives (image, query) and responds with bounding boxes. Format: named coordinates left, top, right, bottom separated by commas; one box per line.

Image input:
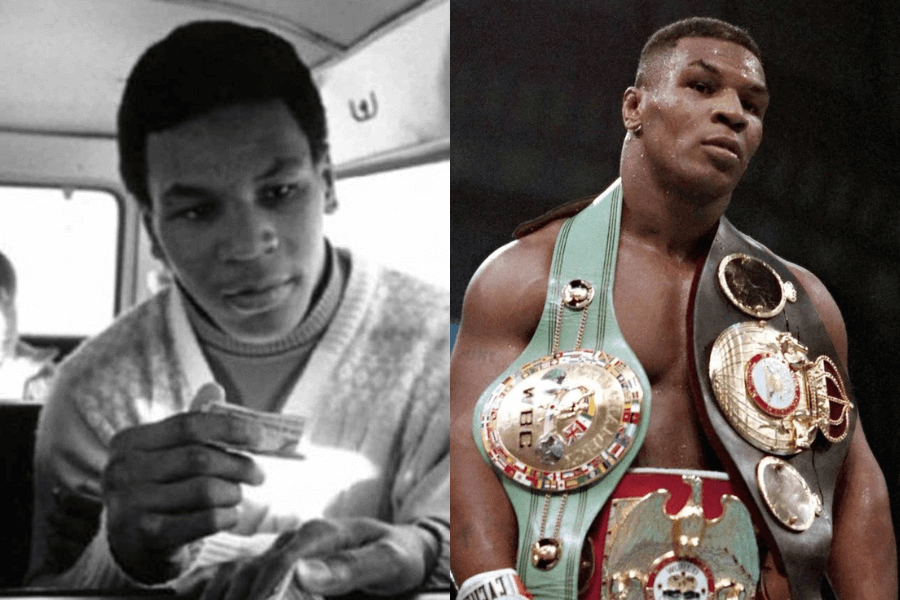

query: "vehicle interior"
left=0, top=0, right=449, bottom=596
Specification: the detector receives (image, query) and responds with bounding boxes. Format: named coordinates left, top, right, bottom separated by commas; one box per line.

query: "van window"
left=0, top=186, right=119, bottom=337
left=329, top=160, right=449, bottom=290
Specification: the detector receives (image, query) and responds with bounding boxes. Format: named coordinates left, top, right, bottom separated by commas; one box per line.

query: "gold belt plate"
left=603, top=476, right=758, bottom=600
left=709, top=322, right=852, bottom=455
left=480, top=349, right=644, bottom=491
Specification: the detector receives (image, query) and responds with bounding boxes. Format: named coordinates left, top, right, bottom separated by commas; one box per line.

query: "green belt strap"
left=472, top=179, right=653, bottom=599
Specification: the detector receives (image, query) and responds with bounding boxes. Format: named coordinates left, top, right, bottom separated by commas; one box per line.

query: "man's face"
left=145, top=99, right=334, bottom=344
left=636, top=37, right=769, bottom=198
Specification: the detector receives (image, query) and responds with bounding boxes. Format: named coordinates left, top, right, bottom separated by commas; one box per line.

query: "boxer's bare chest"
left=611, top=236, right=718, bottom=470
left=522, top=219, right=719, bottom=470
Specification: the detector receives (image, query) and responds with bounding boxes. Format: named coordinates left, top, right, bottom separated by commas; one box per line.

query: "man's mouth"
left=223, top=277, right=299, bottom=313
left=702, top=136, right=743, bottom=161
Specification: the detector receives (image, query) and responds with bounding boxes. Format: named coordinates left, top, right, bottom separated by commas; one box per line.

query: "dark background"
left=452, top=1, right=900, bottom=547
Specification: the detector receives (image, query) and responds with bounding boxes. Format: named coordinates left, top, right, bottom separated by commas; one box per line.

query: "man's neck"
left=619, top=152, right=730, bottom=261
left=182, top=241, right=340, bottom=353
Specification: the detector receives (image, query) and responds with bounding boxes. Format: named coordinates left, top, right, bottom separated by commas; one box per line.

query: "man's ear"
left=319, top=154, right=338, bottom=215
left=141, top=209, right=166, bottom=263
left=622, top=86, right=644, bottom=133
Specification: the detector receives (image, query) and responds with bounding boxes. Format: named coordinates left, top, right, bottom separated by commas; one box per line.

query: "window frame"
left=0, top=180, right=126, bottom=338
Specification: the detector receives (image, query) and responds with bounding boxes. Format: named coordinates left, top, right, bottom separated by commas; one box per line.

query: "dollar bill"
left=191, top=382, right=305, bottom=457
left=206, top=402, right=306, bottom=457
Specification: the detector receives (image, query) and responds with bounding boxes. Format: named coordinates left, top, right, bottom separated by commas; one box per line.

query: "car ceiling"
left=0, top=0, right=448, bottom=170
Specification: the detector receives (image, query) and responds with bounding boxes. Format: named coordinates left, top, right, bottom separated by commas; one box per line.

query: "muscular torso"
left=451, top=210, right=894, bottom=599
left=612, top=227, right=716, bottom=470
left=514, top=219, right=716, bottom=472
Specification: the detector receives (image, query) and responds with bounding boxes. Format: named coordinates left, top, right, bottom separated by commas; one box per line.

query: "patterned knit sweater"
left=27, top=253, right=450, bottom=593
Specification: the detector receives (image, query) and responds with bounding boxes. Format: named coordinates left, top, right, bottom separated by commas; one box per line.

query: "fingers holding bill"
left=293, top=527, right=428, bottom=596
left=102, top=411, right=266, bottom=582
left=198, top=519, right=430, bottom=600
left=109, top=411, right=262, bottom=453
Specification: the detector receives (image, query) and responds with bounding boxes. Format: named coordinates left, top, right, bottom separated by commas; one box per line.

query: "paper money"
left=191, top=382, right=306, bottom=457
left=207, top=402, right=305, bottom=456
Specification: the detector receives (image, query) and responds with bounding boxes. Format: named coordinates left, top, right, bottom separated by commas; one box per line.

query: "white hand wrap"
left=457, top=568, right=533, bottom=600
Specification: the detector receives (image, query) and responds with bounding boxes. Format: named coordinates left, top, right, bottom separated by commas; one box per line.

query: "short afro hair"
left=635, top=17, right=762, bottom=88
left=118, top=20, right=329, bottom=210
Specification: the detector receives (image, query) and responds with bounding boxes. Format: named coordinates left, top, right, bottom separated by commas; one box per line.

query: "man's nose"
left=713, top=89, right=747, bottom=133
left=217, top=204, right=279, bottom=262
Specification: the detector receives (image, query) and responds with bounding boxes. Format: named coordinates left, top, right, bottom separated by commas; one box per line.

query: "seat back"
left=0, top=402, right=41, bottom=587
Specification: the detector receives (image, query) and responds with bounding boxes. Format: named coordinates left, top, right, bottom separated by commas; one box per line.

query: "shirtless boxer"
left=450, top=16, right=896, bottom=600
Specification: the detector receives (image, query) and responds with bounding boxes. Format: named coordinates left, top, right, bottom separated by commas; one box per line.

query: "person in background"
left=28, top=21, right=449, bottom=599
left=0, top=250, right=55, bottom=402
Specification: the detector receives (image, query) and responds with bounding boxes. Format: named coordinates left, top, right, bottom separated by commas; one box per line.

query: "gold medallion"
left=562, top=279, right=594, bottom=310
left=709, top=322, right=852, bottom=455
left=645, top=555, right=715, bottom=600
left=756, top=456, right=822, bottom=532
left=717, top=253, right=796, bottom=319
left=480, top=349, right=644, bottom=491
left=531, top=537, right=562, bottom=571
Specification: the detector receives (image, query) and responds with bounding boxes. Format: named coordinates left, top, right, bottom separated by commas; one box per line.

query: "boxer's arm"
left=450, top=229, right=557, bottom=583
left=829, top=421, right=896, bottom=599
left=789, top=265, right=897, bottom=599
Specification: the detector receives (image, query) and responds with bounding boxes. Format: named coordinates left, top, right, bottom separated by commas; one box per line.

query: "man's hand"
left=103, top=411, right=265, bottom=584
left=199, top=518, right=435, bottom=600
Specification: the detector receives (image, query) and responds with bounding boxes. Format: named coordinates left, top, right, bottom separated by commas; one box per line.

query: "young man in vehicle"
left=0, top=250, right=55, bottom=402
left=27, top=21, right=449, bottom=598
left=451, top=17, right=895, bottom=600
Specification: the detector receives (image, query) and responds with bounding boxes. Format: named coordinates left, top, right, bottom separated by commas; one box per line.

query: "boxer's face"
left=634, top=37, right=768, bottom=198
left=144, top=99, right=336, bottom=343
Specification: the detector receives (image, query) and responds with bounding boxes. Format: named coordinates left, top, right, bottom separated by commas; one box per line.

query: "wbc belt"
left=473, top=179, right=652, bottom=599
left=691, top=219, right=856, bottom=599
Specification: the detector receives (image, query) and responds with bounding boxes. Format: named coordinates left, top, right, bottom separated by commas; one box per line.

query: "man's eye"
left=742, top=100, right=760, bottom=116
left=690, top=81, right=712, bottom=94
left=169, top=204, right=215, bottom=221
left=262, top=184, right=298, bottom=202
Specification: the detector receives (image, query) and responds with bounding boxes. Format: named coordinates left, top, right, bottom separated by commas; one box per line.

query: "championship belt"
left=691, top=220, right=856, bottom=599
left=580, top=469, right=759, bottom=600
left=473, top=180, right=653, bottom=599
